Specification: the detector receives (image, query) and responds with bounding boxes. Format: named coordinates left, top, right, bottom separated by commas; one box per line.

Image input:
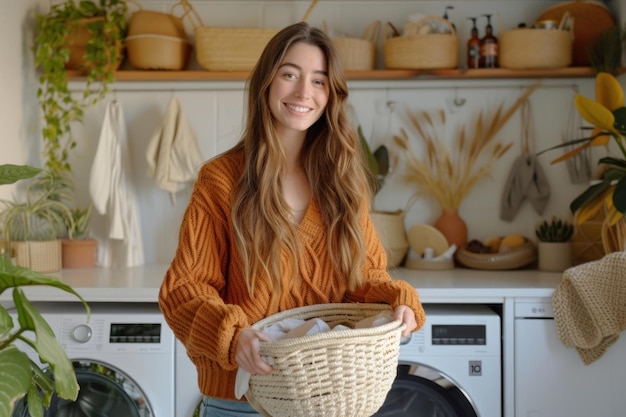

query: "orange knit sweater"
left=158, top=150, right=426, bottom=401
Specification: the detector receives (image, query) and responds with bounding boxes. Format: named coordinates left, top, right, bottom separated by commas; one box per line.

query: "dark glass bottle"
left=480, top=14, right=498, bottom=68
left=467, top=17, right=480, bottom=69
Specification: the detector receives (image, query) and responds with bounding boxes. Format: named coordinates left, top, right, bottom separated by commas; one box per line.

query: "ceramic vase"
left=538, top=241, right=573, bottom=272
left=434, top=209, right=468, bottom=248
left=370, top=210, right=409, bottom=267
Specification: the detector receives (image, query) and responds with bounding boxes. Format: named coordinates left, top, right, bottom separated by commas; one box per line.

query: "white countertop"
left=0, top=264, right=563, bottom=304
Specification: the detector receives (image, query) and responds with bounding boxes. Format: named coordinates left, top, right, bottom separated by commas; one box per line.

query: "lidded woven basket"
left=246, top=303, right=405, bottom=417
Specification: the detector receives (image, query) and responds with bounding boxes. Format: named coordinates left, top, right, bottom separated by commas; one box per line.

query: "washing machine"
left=175, top=339, right=204, bottom=417
left=373, top=304, right=502, bottom=417
left=9, top=302, right=175, bottom=417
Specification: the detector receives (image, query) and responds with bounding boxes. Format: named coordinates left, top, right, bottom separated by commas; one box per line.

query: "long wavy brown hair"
left=228, top=21, right=371, bottom=299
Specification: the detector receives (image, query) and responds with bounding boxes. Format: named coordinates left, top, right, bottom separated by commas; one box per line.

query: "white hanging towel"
left=146, top=96, right=203, bottom=204
left=89, top=100, right=145, bottom=268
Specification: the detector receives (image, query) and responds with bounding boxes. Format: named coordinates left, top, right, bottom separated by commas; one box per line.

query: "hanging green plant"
left=34, top=0, right=128, bottom=174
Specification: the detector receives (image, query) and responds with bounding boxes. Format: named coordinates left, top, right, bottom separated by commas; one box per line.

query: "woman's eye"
left=283, top=72, right=297, bottom=80
left=314, top=79, right=325, bottom=86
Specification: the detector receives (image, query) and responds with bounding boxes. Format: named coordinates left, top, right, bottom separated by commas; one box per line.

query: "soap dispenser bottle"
left=480, top=14, right=498, bottom=68
left=467, top=17, right=480, bottom=69
left=443, top=6, right=456, bottom=33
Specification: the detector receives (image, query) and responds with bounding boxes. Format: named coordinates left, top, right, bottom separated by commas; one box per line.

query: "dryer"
left=374, top=304, right=501, bottom=417
left=10, top=302, right=175, bottom=417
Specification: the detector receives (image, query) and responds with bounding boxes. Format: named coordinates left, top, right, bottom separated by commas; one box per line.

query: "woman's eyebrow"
left=279, top=62, right=328, bottom=76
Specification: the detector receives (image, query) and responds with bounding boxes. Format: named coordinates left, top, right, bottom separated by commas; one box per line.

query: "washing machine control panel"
left=432, top=324, right=486, bottom=345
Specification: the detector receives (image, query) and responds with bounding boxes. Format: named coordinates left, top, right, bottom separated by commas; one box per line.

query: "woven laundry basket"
left=384, top=16, right=458, bottom=70
left=245, top=303, right=405, bottom=417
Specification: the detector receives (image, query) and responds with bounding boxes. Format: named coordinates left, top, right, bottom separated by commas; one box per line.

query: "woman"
left=158, top=21, right=426, bottom=416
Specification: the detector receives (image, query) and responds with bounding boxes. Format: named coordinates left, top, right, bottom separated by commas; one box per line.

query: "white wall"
left=5, top=0, right=625, bottom=265
left=0, top=0, right=47, bottom=200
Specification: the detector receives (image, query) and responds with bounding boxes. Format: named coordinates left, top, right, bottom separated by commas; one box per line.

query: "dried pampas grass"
left=394, top=82, right=540, bottom=211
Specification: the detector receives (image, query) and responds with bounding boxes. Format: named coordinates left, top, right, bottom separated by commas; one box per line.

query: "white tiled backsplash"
left=62, top=1, right=620, bottom=264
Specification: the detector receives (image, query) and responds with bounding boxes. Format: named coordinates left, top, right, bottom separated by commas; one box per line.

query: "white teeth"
left=286, top=104, right=310, bottom=113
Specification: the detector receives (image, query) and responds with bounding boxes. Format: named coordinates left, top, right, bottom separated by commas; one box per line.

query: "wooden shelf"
left=66, top=67, right=598, bottom=82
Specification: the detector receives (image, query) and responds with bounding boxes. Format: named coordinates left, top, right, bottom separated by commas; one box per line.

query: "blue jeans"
left=201, top=397, right=263, bottom=417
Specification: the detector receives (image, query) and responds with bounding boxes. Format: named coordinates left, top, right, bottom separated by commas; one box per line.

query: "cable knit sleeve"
left=158, top=153, right=251, bottom=371
left=344, top=207, right=426, bottom=331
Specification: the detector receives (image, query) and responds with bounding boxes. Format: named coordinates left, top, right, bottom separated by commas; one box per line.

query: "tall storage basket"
left=384, top=17, right=458, bottom=70
left=245, top=303, right=405, bottom=417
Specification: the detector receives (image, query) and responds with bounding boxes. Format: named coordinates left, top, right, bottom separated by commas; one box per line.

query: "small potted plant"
left=34, top=0, right=128, bottom=174
left=62, top=204, right=98, bottom=268
left=535, top=216, right=575, bottom=272
left=0, top=164, right=89, bottom=417
left=0, top=170, right=75, bottom=272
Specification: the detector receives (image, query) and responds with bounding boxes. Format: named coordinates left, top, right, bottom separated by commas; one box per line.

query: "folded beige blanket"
left=552, top=252, right=626, bottom=365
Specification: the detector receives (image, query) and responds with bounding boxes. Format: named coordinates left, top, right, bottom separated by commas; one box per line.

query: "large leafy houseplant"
left=538, top=72, right=626, bottom=251
left=34, top=0, right=128, bottom=174
left=0, top=164, right=89, bottom=417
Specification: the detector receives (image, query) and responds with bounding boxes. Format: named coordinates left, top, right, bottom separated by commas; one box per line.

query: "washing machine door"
left=11, top=360, right=151, bottom=417
left=372, top=364, right=479, bottom=416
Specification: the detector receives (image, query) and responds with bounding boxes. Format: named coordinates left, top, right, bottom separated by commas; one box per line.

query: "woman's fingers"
left=235, top=329, right=274, bottom=375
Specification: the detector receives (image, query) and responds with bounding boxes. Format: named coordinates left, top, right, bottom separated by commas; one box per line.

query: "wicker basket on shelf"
left=384, top=16, right=458, bottom=70
left=125, top=0, right=193, bottom=70
left=245, top=303, right=405, bottom=417
left=332, top=21, right=380, bottom=71
left=191, top=0, right=318, bottom=72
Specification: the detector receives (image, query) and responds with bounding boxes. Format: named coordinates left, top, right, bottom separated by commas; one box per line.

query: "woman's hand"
left=235, top=328, right=274, bottom=375
left=393, top=305, right=418, bottom=338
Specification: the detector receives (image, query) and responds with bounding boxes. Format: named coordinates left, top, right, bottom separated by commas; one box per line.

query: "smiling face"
left=268, top=42, right=330, bottom=141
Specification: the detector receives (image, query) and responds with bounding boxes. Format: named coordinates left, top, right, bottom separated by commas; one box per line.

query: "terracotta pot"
left=434, top=209, right=468, bottom=249
left=370, top=210, right=409, bottom=267
left=538, top=241, right=573, bottom=272
left=62, top=239, right=97, bottom=269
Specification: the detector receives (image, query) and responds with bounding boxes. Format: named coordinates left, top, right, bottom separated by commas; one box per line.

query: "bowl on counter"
left=456, top=240, right=537, bottom=270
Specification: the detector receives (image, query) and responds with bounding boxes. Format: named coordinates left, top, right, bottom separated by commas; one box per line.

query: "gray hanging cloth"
left=500, top=99, right=551, bottom=221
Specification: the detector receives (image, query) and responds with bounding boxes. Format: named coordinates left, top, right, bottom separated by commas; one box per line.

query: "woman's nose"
left=294, top=80, right=311, bottom=99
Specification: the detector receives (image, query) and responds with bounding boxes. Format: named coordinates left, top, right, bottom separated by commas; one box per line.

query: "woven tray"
left=246, top=303, right=405, bottom=417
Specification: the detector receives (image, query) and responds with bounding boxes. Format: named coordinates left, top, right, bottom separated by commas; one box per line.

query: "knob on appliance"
left=72, top=324, right=92, bottom=343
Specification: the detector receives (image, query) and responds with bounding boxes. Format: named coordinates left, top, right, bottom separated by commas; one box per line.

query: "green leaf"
left=0, top=259, right=88, bottom=318
left=570, top=180, right=612, bottom=214
left=0, top=346, right=32, bottom=417
left=598, top=156, right=626, bottom=170
left=373, top=145, right=390, bottom=176
left=613, top=176, right=626, bottom=213
left=0, top=165, right=41, bottom=185
left=613, top=107, right=626, bottom=134
left=13, top=290, right=79, bottom=402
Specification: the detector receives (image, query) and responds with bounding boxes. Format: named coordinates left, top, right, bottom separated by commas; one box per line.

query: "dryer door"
left=11, top=360, right=152, bottom=417
left=373, top=364, right=479, bottom=416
